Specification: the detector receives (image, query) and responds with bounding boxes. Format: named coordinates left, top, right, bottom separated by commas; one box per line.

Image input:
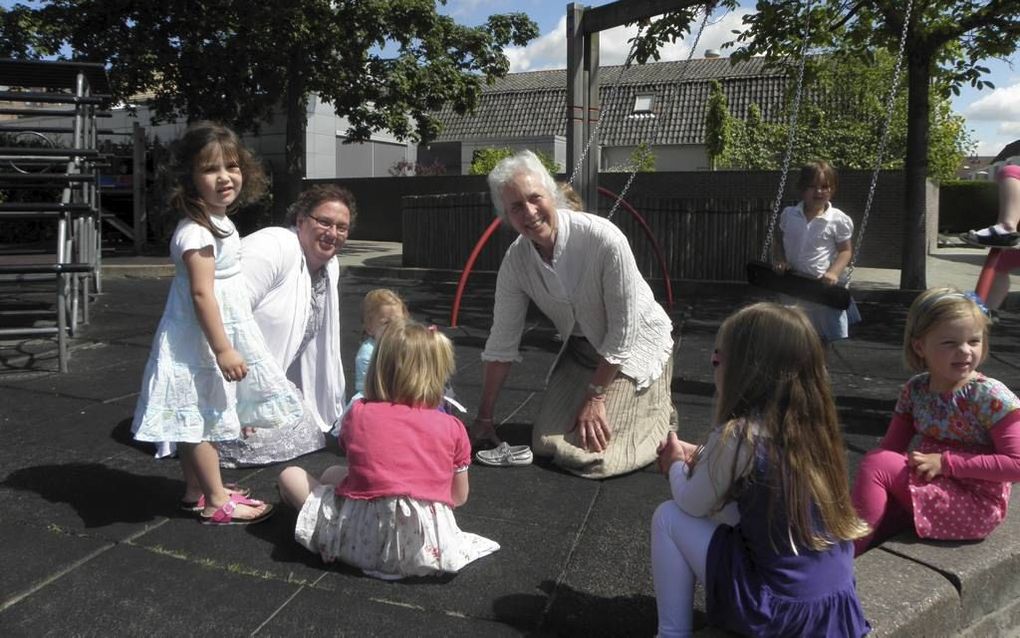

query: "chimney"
left=705, top=49, right=721, bottom=58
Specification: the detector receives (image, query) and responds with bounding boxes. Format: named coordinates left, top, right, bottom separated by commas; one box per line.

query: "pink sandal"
left=201, top=492, right=274, bottom=526
left=180, top=483, right=251, bottom=512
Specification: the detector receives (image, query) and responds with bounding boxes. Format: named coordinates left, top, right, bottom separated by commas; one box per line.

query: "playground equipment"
left=0, top=59, right=111, bottom=371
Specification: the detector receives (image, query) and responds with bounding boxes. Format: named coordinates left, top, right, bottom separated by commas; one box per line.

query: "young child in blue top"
left=774, top=160, right=859, bottom=343
left=354, top=289, right=409, bottom=394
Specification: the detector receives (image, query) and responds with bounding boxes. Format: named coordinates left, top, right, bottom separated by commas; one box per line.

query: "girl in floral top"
left=852, top=288, right=1020, bottom=554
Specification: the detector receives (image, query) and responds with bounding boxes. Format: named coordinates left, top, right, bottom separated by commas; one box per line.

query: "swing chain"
left=607, top=4, right=715, bottom=221
left=845, top=0, right=913, bottom=281
left=760, top=0, right=814, bottom=263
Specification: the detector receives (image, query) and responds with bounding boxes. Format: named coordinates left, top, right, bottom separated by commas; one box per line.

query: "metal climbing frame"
left=0, top=59, right=112, bottom=371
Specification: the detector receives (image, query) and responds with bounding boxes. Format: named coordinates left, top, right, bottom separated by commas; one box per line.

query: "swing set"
left=746, top=0, right=914, bottom=309
left=449, top=0, right=915, bottom=326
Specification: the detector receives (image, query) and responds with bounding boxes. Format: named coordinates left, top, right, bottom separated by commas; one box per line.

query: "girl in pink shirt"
left=278, top=320, right=499, bottom=579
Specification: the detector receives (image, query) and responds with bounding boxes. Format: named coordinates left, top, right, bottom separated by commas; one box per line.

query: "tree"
left=706, top=52, right=973, bottom=180
left=704, top=80, right=732, bottom=170
left=3, top=1, right=537, bottom=217
left=468, top=147, right=560, bottom=176
left=635, top=0, right=1020, bottom=289
left=628, top=143, right=657, bottom=172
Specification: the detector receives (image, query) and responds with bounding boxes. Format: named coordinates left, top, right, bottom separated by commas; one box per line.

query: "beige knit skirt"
left=532, top=338, right=677, bottom=479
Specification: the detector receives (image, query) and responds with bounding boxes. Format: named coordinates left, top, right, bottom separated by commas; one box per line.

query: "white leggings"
left=650, top=501, right=723, bottom=638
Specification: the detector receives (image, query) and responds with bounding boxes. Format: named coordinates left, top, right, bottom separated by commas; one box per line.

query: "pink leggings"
left=851, top=449, right=915, bottom=555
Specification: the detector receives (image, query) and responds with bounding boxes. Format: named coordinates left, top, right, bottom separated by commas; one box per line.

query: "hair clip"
left=964, top=291, right=990, bottom=317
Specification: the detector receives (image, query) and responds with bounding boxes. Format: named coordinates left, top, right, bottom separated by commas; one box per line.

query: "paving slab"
left=0, top=458, right=178, bottom=539
left=881, top=490, right=1020, bottom=628
left=854, top=548, right=962, bottom=638
left=0, top=543, right=298, bottom=637
left=307, top=512, right=578, bottom=630
left=5, top=263, right=1020, bottom=635
left=257, top=583, right=528, bottom=637
left=545, top=470, right=667, bottom=637
left=0, top=354, right=147, bottom=402
left=0, top=517, right=113, bottom=605
left=2, top=402, right=141, bottom=470
left=0, top=390, right=84, bottom=432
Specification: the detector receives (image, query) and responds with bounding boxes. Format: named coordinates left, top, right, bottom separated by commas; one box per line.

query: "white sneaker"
left=474, top=442, right=534, bottom=467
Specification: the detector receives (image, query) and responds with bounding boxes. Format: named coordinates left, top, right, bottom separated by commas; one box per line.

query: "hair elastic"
left=916, top=290, right=988, bottom=317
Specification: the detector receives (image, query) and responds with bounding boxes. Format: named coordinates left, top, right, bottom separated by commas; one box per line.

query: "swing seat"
left=746, top=261, right=852, bottom=310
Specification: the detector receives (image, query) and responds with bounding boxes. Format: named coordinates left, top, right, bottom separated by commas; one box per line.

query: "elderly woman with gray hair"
left=472, top=150, right=676, bottom=479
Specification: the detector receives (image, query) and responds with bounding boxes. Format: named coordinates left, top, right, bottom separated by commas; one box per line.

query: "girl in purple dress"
left=651, top=303, right=870, bottom=637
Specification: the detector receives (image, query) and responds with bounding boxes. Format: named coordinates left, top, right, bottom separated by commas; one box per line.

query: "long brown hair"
left=166, top=121, right=267, bottom=238
left=711, top=303, right=868, bottom=550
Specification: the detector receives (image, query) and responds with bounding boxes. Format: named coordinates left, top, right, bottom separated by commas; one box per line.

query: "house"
left=0, top=94, right=416, bottom=181
left=419, top=55, right=791, bottom=175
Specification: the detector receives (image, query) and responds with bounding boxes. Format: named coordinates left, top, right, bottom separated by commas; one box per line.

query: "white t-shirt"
left=779, top=202, right=854, bottom=280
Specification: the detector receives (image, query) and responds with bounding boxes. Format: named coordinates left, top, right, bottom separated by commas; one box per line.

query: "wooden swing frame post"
left=566, top=0, right=710, bottom=208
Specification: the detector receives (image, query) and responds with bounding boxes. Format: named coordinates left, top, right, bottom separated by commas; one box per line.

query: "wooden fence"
left=402, top=192, right=777, bottom=282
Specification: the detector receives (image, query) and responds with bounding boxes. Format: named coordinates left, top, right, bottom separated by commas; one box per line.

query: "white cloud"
left=965, top=82, right=1020, bottom=121
left=998, top=121, right=1020, bottom=135
left=976, top=138, right=1010, bottom=156
left=506, top=8, right=751, bottom=73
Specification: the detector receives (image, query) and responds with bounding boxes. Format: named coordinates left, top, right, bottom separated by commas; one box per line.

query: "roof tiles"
left=432, top=57, right=790, bottom=146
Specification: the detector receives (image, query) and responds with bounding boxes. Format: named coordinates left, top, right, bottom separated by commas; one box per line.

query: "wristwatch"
left=587, top=383, right=608, bottom=397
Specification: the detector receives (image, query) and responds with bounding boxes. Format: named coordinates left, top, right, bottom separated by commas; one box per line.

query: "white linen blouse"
left=481, top=209, right=673, bottom=390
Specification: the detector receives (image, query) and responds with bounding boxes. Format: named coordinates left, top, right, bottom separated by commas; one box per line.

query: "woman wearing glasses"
left=217, top=184, right=354, bottom=467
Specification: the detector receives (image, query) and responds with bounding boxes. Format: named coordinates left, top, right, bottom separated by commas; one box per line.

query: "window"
left=633, top=94, right=655, bottom=114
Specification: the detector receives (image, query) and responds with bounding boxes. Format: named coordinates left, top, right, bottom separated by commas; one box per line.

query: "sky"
left=442, top=0, right=1020, bottom=158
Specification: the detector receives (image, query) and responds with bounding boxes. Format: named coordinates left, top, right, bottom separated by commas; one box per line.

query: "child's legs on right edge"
left=851, top=449, right=913, bottom=555
left=651, top=501, right=720, bottom=638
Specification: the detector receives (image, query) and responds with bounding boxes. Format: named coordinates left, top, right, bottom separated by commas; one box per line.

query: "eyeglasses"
left=307, top=214, right=350, bottom=235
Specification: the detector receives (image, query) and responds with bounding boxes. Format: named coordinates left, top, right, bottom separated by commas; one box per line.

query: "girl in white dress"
left=278, top=320, right=499, bottom=579
left=133, top=122, right=303, bottom=525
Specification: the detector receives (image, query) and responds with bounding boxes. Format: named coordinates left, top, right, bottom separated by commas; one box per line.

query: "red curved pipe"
left=450, top=217, right=502, bottom=327
left=597, top=186, right=674, bottom=310
left=975, top=248, right=1002, bottom=302
left=449, top=190, right=674, bottom=326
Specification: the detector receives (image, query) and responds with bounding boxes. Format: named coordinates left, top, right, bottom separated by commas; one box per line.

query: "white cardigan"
left=242, top=227, right=346, bottom=432
left=482, top=210, right=673, bottom=389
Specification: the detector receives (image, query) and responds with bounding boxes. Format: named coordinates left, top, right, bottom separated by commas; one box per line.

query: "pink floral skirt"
left=909, top=437, right=1011, bottom=540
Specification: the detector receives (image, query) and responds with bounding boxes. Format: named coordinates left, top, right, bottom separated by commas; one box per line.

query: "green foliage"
left=633, top=1, right=1016, bottom=180
left=21, top=1, right=537, bottom=143
left=468, top=147, right=559, bottom=176
left=704, top=81, right=731, bottom=170
left=628, top=143, right=656, bottom=172
left=701, top=52, right=972, bottom=181
left=8, top=0, right=538, bottom=215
